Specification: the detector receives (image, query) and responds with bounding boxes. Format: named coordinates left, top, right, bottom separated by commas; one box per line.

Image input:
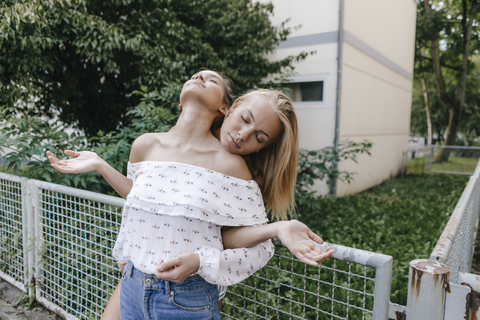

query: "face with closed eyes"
left=180, top=70, right=227, bottom=113
left=220, top=96, right=282, bottom=156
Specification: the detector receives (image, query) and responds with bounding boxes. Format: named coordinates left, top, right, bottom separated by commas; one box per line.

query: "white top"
left=113, top=161, right=274, bottom=286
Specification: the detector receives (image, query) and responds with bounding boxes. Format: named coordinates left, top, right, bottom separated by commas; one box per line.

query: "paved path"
left=0, top=279, right=56, bottom=320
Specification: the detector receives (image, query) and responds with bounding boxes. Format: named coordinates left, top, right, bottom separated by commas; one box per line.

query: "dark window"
left=283, top=81, right=323, bottom=102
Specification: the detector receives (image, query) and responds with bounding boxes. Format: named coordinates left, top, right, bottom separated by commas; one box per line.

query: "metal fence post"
left=22, top=178, right=37, bottom=295
left=26, top=179, right=36, bottom=296
left=33, top=180, right=42, bottom=302
left=21, top=178, right=28, bottom=289
left=406, top=259, right=450, bottom=320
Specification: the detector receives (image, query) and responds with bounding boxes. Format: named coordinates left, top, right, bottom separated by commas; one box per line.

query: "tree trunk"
left=432, top=108, right=461, bottom=162
left=424, top=0, right=477, bottom=163
left=420, top=76, right=432, bottom=146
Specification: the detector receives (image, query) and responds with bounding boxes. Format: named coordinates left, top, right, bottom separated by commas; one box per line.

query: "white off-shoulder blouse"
left=112, top=161, right=274, bottom=286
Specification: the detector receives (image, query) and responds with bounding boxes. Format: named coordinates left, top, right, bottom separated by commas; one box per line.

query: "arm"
left=101, top=281, right=122, bottom=320
left=222, top=220, right=334, bottom=266
left=47, top=150, right=133, bottom=199
left=155, top=240, right=275, bottom=285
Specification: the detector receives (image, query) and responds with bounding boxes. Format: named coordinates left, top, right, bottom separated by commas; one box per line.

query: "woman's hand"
left=117, top=262, right=126, bottom=274
left=277, top=220, right=335, bottom=266
left=47, top=150, right=102, bottom=174
left=155, top=252, right=200, bottom=283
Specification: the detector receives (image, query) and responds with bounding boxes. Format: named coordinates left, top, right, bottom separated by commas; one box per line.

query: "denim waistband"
left=123, top=260, right=209, bottom=294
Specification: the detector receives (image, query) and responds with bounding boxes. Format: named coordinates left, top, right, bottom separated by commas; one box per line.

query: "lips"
left=229, top=134, right=240, bottom=148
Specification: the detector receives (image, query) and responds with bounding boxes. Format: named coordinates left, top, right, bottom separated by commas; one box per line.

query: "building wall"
left=259, top=0, right=417, bottom=195
left=259, top=0, right=339, bottom=152
left=260, top=0, right=341, bottom=194
left=336, top=0, right=417, bottom=195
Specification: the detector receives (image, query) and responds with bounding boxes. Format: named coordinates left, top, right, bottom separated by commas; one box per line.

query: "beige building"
left=261, top=0, right=417, bottom=195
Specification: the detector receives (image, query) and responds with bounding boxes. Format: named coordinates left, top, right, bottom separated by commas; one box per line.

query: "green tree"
left=416, top=0, right=479, bottom=161
left=0, top=0, right=306, bottom=137
left=410, top=73, right=449, bottom=142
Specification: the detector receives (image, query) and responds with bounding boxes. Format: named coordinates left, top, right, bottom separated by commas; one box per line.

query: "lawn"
left=298, top=174, right=469, bottom=306
left=406, top=151, right=479, bottom=175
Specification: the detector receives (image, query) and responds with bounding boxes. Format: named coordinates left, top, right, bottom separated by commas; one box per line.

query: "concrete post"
left=407, top=259, right=450, bottom=320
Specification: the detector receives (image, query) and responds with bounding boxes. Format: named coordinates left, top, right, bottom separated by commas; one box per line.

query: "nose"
left=194, top=74, right=205, bottom=82
left=238, top=128, right=254, bottom=141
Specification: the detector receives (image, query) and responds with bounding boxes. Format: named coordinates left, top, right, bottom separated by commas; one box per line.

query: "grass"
left=298, top=174, right=469, bottom=306
left=430, top=153, right=479, bottom=173
left=406, top=152, right=479, bottom=175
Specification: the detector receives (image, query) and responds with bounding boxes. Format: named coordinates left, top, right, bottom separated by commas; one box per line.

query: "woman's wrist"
left=275, top=221, right=292, bottom=241
left=94, top=155, right=109, bottom=175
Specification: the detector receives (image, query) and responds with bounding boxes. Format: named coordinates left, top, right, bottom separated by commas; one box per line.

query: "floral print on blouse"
left=113, top=161, right=274, bottom=286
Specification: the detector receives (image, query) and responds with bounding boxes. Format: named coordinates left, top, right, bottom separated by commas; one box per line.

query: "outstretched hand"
left=277, top=220, right=335, bottom=266
left=155, top=252, right=200, bottom=283
left=47, top=150, right=101, bottom=174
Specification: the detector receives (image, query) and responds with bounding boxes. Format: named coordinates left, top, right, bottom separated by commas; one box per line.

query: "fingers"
left=308, top=229, right=324, bottom=244
left=156, top=258, right=177, bottom=273
left=297, top=246, right=335, bottom=266
left=64, top=150, right=80, bottom=158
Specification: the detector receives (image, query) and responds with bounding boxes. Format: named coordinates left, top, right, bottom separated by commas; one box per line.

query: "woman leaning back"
left=47, top=70, right=334, bottom=319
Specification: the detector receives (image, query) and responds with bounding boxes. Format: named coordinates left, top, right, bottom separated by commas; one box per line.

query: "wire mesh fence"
left=403, top=145, right=480, bottom=176
left=0, top=173, right=26, bottom=289
left=2, top=174, right=393, bottom=319
left=429, top=160, right=480, bottom=283
left=33, top=180, right=124, bottom=319
left=221, top=246, right=380, bottom=320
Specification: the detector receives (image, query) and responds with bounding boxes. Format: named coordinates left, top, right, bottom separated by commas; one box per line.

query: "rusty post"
left=407, top=259, right=450, bottom=320
left=459, top=272, right=480, bottom=320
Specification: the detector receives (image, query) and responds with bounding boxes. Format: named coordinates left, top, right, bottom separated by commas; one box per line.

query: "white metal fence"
left=0, top=173, right=397, bottom=319
left=407, top=159, right=480, bottom=320
left=2, top=159, right=480, bottom=319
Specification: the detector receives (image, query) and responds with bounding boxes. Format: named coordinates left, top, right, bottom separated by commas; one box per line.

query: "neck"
left=170, top=102, right=217, bottom=142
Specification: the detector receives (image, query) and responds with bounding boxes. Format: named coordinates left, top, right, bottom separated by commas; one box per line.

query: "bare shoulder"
left=216, top=152, right=252, bottom=181
left=130, top=133, right=165, bottom=163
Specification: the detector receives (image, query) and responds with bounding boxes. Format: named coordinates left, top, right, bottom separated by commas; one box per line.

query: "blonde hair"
left=235, top=89, right=299, bottom=221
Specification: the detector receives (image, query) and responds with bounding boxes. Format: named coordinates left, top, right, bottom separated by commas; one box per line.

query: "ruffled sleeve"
left=195, top=239, right=274, bottom=286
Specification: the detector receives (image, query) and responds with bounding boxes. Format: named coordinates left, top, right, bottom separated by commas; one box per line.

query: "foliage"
left=413, top=0, right=480, bottom=155
left=410, top=73, right=449, bottom=139
left=410, top=57, right=480, bottom=144
left=0, top=0, right=307, bottom=137
left=0, top=113, right=99, bottom=189
left=295, top=140, right=372, bottom=213
left=297, top=174, right=469, bottom=306
left=0, top=88, right=176, bottom=195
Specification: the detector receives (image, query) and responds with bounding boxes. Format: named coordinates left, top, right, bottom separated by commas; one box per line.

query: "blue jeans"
left=120, top=260, right=221, bottom=320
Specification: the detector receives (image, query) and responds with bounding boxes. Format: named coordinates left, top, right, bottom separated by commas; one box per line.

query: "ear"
left=178, top=104, right=182, bottom=109
left=218, top=104, right=229, bottom=115
left=224, top=102, right=238, bottom=118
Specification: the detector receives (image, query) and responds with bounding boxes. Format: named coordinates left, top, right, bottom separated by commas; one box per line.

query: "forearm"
left=95, top=158, right=132, bottom=199
left=222, top=222, right=286, bottom=249
left=196, top=240, right=275, bottom=286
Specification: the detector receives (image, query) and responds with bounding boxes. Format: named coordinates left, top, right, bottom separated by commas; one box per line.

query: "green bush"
left=297, top=174, right=469, bottom=305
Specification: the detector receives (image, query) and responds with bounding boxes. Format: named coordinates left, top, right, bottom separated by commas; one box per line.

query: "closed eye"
left=256, top=135, right=262, bottom=143
left=241, top=116, right=248, bottom=123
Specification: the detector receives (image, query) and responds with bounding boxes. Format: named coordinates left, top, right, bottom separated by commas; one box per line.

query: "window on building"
left=283, top=81, right=324, bottom=102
